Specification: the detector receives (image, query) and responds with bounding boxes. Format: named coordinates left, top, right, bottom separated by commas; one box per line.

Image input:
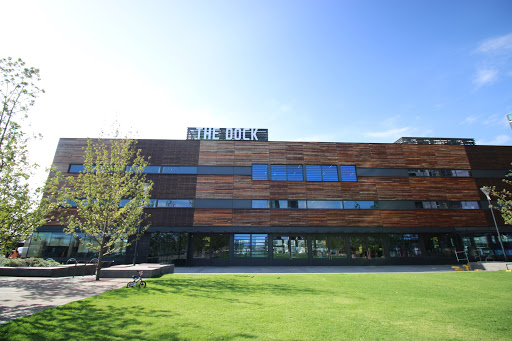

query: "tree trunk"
left=95, top=238, right=105, bottom=281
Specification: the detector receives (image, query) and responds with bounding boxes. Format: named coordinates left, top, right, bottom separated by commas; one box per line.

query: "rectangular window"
left=286, top=165, right=303, bottom=181
left=343, top=201, right=378, bottom=209
left=321, top=165, right=338, bottom=181
left=462, top=201, right=480, bottom=209
left=251, top=234, right=268, bottom=258
left=157, top=199, right=194, bottom=208
left=161, top=166, right=197, bottom=174
left=307, top=200, right=343, bottom=209
left=143, top=166, right=161, bottom=174
left=288, top=200, right=307, bottom=209
left=305, top=165, right=322, bottom=181
left=234, top=234, right=251, bottom=258
left=269, top=200, right=288, bottom=208
left=340, top=166, right=357, bottom=181
left=252, top=200, right=269, bottom=208
left=252, top=164, right=268, bottom=180
left=68, top=165, right=85, bottom=173
left=270, top=165, right=287, bottom=180
left=454, top=170, right=471, bottom=177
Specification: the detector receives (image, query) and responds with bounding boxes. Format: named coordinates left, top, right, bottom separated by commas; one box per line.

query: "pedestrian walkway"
left=0, top=276, right=126, bottom=324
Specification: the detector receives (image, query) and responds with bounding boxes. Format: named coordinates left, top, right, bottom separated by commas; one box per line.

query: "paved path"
left=0, top=265, right=456, bottom=324
left=0, top=276, right=126, bottom=324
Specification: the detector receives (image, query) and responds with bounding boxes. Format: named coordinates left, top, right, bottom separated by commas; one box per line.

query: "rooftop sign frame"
left=187, top=127, right=268, bottom=141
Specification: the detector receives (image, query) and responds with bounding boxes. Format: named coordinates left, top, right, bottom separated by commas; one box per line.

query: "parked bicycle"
left=127, top=271, right=146, bottom=288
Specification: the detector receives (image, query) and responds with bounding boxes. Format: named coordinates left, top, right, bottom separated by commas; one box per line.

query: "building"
left=26, top=129, right=512, bottom=266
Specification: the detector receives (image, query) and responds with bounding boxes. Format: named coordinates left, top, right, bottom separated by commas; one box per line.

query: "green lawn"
left=1, top=272, right=511, bottom=340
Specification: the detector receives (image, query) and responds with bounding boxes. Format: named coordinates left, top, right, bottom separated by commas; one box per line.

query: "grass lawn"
left=1, top=272, right=511, bottom=340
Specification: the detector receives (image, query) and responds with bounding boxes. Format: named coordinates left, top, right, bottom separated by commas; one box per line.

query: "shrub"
left=0, top=258, right=61, bottom=267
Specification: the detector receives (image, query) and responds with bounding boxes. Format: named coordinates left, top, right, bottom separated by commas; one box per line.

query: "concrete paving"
left=0, top=264, right=468, bottom=324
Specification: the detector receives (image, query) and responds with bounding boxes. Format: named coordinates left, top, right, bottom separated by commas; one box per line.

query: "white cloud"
left=476, top=134, right=511, bottom=145
left=473, top=68, right=498, bottom=87
left=460, top=115, right=478, bottom=125
left=476, top=32, right=512, bottom=54
left=364, top=127, right=410, bottom=138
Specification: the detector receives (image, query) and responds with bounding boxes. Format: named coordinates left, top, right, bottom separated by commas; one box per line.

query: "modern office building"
left=27, top=129, right=512, bottom=266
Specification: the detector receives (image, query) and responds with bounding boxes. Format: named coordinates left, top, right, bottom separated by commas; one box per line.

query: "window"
left=343, top=201, right=378, bottom=209
left=288, top=200, right=307, bottom=209
left=252, top=164, right=268, bottom=180
left=462, top=201, right=479, bottom=209
left=321, top=165, right=338, bottom=181
left=162, top=166, right=197, bottom=174
left=234, top=234, right=268, bottom=258
left=157, top=199, right=194, bottom=208
left=307, top=200, right=343, bottom=209
left=68, top=165, right=85, bottom=173
left=389, top=234, right=421, bottom=257
left=287, top=165, right=303, bottom=181
left=270, top=165, right=287, bottom=180
left=252, top=200, right=269, bottom=208
left=340, top=166, right=357, bottom=181
left=269, top=200, right=288, bottom=209
left=143, top=166, right=161, bottom=174
left=305, top=165, right=322, bottom=181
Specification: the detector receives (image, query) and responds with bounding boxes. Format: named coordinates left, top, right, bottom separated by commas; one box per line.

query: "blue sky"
left=1, top=0, right=512, bottom=178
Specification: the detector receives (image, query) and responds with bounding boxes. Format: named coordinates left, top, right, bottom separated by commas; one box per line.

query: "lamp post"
left=480, top=186, right=508, bottom=261
left=133, top=182, right=150, bottom=266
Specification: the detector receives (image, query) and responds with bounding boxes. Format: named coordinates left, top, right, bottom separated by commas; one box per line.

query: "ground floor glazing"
left=26, top=230, right=512, bottom=266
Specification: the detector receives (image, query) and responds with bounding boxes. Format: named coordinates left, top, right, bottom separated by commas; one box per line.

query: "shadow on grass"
left=0, top=275, right=318, bottom=340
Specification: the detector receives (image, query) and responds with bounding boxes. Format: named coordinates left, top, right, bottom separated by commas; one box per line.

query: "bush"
left=0, top=258, right=61, bottom=267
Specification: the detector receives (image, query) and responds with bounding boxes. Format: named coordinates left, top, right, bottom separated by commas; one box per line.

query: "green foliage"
left=0, top=257, right=60, bottom=267
left=1, top=273, right=511, bottom=340
left=490, top=169, right=512, bottom=225
left=0, top=57, right=53, bottom=255
left=47, top=137, right=152, bottom=279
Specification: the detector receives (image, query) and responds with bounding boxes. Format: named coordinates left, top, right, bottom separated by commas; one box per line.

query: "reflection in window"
left=148, top=232, right=188, bottom=263
left=234, top=234, right=268, bottom=258
left=424, top=234, right=455, bottom=257
left=269, top=200, right=288, bottom=209
left=252, top=200, right=269, bottom=208
left=68, top=165, right=85, bottom=173
left=389, top=234, right=421, bottom=257
left=288, top=200, right=307, bottom=209
left=329, top=236, right=347, bottom=259
left=157, top=199, right=194, bottom=208
left=312, top=236, right=328, bottom=258
left=343, top=201, right=378, bottom=209
left=307, top=200, right=343, bottom=209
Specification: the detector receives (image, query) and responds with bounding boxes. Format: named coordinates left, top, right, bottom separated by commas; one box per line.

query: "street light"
left=480, top=186, right=508, bottom=261
left=133, top=182, right=150, bottom=266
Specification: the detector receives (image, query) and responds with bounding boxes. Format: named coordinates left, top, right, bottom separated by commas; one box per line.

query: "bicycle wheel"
left=127, top=282, right=134, bottom=288
left=138, top=281, right=146, bottom=288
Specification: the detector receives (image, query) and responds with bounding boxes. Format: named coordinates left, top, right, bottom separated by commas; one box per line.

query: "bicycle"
left=127, top=271, right=146, bottom=288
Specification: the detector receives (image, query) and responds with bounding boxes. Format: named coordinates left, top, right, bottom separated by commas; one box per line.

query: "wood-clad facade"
left=32, top=138, right=512, bottom=266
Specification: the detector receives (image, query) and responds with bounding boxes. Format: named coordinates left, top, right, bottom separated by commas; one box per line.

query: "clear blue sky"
left=1, top=0, right=512, bottom=177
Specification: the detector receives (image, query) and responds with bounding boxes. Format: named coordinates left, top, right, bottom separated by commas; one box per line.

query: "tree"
left=48, top=137, right=152, bottom=280
left=490, top=171, right=512, bottom=225
left=0, top=57, right=51, bottom=255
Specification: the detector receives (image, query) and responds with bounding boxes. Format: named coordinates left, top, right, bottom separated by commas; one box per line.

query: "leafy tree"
left=0, top=57, right=51, bottom=255
left=490, top=172, right=512, bottom=225
left=49, top=137, right=152, bottom=280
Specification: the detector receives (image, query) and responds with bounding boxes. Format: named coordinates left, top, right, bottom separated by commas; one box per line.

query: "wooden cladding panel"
left=380, top=211, right=418, bottom=227
left=233, top=176, right=270, bottom=199
left=145, top=208, right=194, bottom=226
left=234, top=142, right=269, bottom=166
left=147, top=174, right=197, bottom=198
left=343, top=211, right=382, bottom=226
left=305, top=182, right=342, bottom=199
left=375, top=177, right=413, bottom=200
left=466, top=146, right=512, bottom=170
left=270, top=210, right=309, bottom=226
left=269, top=143, right=288, bottom=164
left=193, top=209, right=233, bottom=226
left=232, top=210, right=270, bottom=226
left=52, top=138, right=94, bottom=173
left=195, top=175, right=234, bottom=199
left=138, top=139, right=199, bottom=165
left=197, top=141, right=235, bottom=165
left=303, top=143, right=339, bottom=164
left=433, top=145, right=470, bottom=169
left=408, top=178, right=479, bottom=201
